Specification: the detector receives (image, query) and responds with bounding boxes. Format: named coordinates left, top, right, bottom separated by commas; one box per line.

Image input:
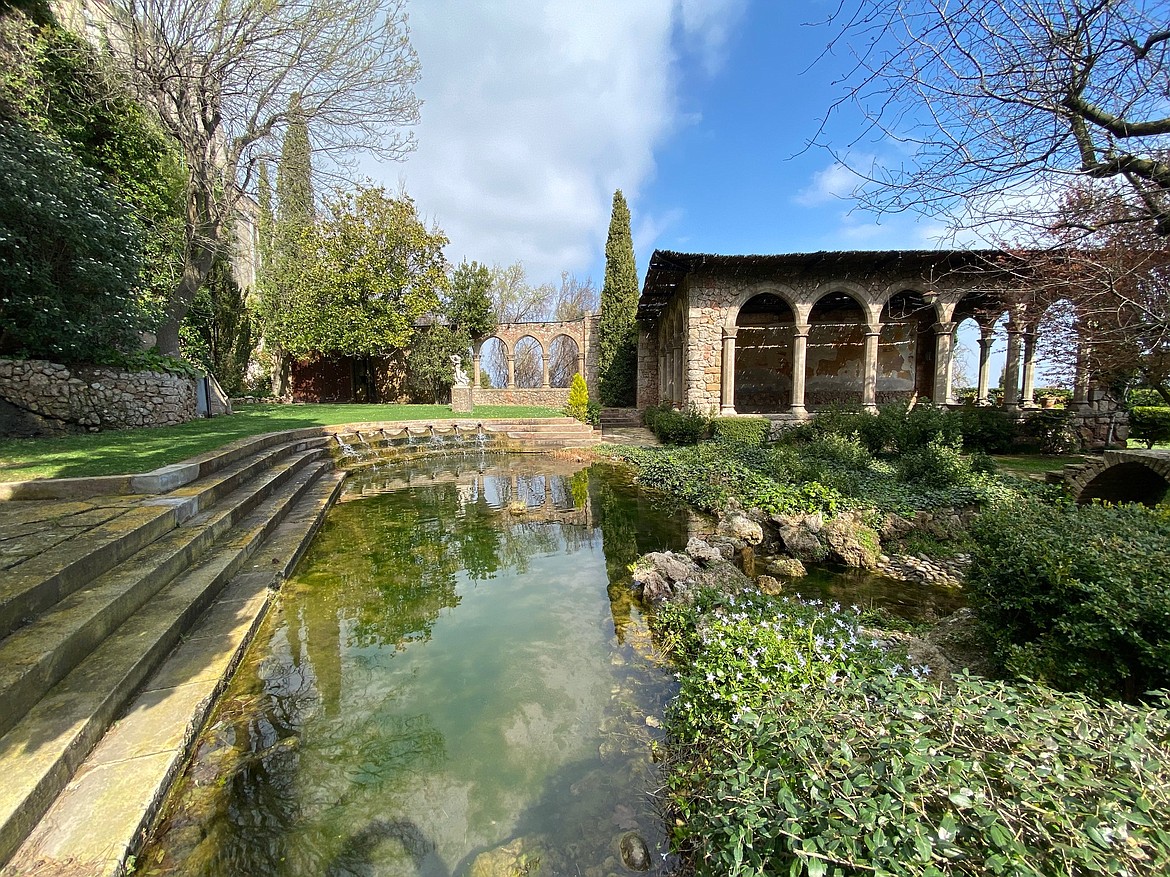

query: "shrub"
left=0, top=118, right=148, bottom=363
left=967, top=498, right=1170, bottom=701
left=709, top=416, right=769, bottom=447
left=1130, top=406, right=1170, bottom=448
left=1018, top=409, right=1079, bottom=454
left=955, top=404, right=1019, bottom=453
left=660, top=591, right=1170, bottom=877
left=1127, top=388, right=1167, bottom=410
left=563, top=372, right=590, bottom=422
left=895, top=437, right=975, bottom=488
left=643, top=403, right=708, bottom=445
left=886, top=402, right=962, bottom=455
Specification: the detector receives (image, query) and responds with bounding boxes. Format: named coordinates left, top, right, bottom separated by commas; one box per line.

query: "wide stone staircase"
left=0, top=432, right=345, bottom=876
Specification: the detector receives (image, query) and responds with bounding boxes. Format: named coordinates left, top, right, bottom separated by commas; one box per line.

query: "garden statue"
left=451, top=354, right=470, bottom=387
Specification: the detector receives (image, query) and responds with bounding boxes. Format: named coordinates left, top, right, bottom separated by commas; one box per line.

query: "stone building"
left=636, top=250, right=1125, bottom=447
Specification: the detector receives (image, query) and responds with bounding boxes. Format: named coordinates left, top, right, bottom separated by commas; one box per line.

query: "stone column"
left=673, top=345, right=685, bottom=407
left=976, top=330, right=994, bottom=405
left=1002, top=324, right=1022, bottom=407
left=541, top=354, right=550, bottom=389
left=862, top=324, right=881, bottom=412
left=932, top=321, right=955, bottom=405
left=506, top=354, right=516, bottom=389
left=1073, top=343, right=1092, bottom=409
left=1020, top=330, right=1037, bottom=407
left=577, top=353, right=586, bottom=379
left=472, top=354, right=482, bottom=389
left=790, top=323, right=809, bottom=417
left=720, top=327, right=738, bottom=415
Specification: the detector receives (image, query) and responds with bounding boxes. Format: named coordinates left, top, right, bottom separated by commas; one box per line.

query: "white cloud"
left=363, top=1, right=746, bottom=287
left=794, top=160, right=866, bottom=207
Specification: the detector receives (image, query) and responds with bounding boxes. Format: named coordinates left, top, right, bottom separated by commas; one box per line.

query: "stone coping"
left=0, top=418, right=584, bottom=502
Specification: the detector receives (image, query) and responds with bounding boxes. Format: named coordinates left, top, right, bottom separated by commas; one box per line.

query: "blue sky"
left=373, top=0, right=946, bottom=290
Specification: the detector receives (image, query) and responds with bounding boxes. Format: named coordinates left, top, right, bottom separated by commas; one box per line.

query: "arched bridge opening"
left=1070, top=453, right=1170, bottom=507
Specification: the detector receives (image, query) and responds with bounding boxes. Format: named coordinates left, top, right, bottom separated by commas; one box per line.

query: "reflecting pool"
left=140, top=458, right=698, bottom=876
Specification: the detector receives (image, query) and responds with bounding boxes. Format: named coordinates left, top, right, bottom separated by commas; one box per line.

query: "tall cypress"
left=598, top=189, right=639, bottom=406
left=275, top=94, right=314, bottom=234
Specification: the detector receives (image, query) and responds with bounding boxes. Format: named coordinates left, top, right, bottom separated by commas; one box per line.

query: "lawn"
left=0, top=403, right=566, bottom=482
left=992, top=453, right=1090, bottom=478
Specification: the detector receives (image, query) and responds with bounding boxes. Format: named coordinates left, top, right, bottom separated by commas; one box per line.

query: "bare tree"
left=823, top=0, right=1170, bottom=237
left=101, top=0, right=421, bottom=353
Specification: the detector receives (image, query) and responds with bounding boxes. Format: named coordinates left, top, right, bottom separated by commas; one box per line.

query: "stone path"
left=601, top=426, right=660, bottom=447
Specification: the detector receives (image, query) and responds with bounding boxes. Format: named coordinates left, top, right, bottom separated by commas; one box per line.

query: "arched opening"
left=807, top=291, right=866, bottom=408
left=1079, top=462, right=1169, bottom=507
left=951, top=316, right=982, bottom=404
left=513, top=336, right=545, bottom=389
left=1033, top=298, right=1077, bottom=405
left=479, top=337, right=509, bottom=388
left=734, top=293, right=794, bottom=412
left=548, top=334, right=580, bottom=388
left=953, top=292, right=1009, bottom=406
left=879, top=291, right=935, bottom=403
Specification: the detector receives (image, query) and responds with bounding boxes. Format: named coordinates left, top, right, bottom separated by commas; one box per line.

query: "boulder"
left=618, top=833, right=651, bottom=872
left=685, top=537, right=723, bottom=567
left=823, top=511, right=880, bottom=569
left=764, top=555, right=807, bottom=578
left=717, top=512, right=764, bottom=545
left=771, top=514, right=827, bottom=563
left=756, top=574, right=783, bottom=596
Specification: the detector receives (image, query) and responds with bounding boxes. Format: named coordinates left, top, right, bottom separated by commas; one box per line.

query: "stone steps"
left=0, top=441, right=343, bottom=872
left=599, top=407, right=643, bottom=428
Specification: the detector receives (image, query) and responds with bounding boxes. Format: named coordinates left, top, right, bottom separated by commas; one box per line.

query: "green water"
left=141, top=458, right=696, bottom=877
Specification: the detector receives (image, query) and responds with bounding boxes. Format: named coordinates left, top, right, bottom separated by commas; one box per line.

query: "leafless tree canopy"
left=824, top=0, right=1170, bottom=236
left=101, top=0, right=421, bottom=352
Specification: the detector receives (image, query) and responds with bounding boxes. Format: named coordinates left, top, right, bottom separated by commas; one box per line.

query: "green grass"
left=0, top=403, right=566, bottom=482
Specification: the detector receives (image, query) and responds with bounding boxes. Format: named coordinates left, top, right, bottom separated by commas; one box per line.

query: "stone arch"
left=808, top=282, right=880, bottom=326
left=478, top=336, right=509, bottom=388
left=879, top=290, right=937, bottom=404
left=512, top=335, right=545, bottom=389
left=724, top=284, right=800, bottom=328
left=734, top=292, right=795, bottom=413
left=1073, top=456, right=1170, bottom=506
left=806, top=289, right=868, bottom=408
left=548, top=333, right=581, bottom=388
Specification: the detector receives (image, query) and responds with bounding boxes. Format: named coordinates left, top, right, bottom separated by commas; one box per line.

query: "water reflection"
left=140, top=458, right=693, bottom=876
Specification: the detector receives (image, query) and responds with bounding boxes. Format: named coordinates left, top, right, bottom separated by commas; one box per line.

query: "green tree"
left=448, top=259, right=496, bottom=341
left=405, top=323, right=468, bottom=403
left=277, top=185, right=448, bottom=359
left=598, top=189, right=639, bottom=406
left=180, top=255, right=253, bottom=394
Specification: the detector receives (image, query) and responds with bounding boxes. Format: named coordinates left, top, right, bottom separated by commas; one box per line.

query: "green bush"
left=1127, top=388, right=1168, bottom=410
left=955, top=404, right=1019, bottom=453
left=563, top=372, right=590, bottom=422
left=0, top=117, right=148, bottom=362
left=795, top=402, right=962, bottom=456
left=1018, top=409, right=1079, bottom=454
left=709, top=416, right=770, bottom=447
left=643, top=403, right=709, bottom=445
left=967, top=498, right=1170, bottom=701
left=659, top=591, right=1170, bottom=877
left=895, top=437, right=976, bottom=488
left=1130, top=406, right=1170, bottom=448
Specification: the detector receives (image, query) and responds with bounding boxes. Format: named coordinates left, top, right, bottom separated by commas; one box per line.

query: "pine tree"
left=598, top=189, right=639, bottom=406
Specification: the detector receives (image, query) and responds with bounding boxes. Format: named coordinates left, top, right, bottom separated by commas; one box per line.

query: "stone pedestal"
left=450, top=386, right=473, bottom=413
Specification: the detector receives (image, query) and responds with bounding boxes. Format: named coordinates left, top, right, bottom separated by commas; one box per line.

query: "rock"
left=641, top=551, right=694, bottom=584
left=823, top=511, right=880, bottom=569
left=633, top=569, right=672, bottom=604
left=765, top=555, right=807, bottom=578
left=618, top=833, right=651, bottom=872
left=685, top=537, right=723, bottom=566
left=468, top=837, right=544, bottom=877
left=925, top=608, right=995, bottom=677
left=756, top=574, right=783, bottom=595
left=738, top=545, right=756, bottom=577
left=717, top=512, right=764, bottom=545
left=690, top=560, right=753, bottom=595
left=771, top=514, right=826, bottom=563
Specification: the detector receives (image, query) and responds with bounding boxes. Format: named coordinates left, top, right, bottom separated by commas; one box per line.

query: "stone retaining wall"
left=0, top=358, right=198, bottom=436
left=470, top=387, right=570, bottom=408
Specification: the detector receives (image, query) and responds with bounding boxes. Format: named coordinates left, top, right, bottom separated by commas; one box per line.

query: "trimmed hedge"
left=709, top=416, right=769, bottom=447
left=1130, top=406, right=1170, bottom=448
left=643, top=403, right=708, bottom=445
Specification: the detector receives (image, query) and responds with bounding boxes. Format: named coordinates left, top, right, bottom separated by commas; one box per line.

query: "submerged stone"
left=618, top=832, right=651, bottom=871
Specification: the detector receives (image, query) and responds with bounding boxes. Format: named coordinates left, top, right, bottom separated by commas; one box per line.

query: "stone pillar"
left=506, top=354, right=516, bottom=389
left=1020, top=330, right=1037, bottom=407
left=862, top=324, right=881, bottom=412
left=1073, top=343, right=1092, bottom=409
left=976, top=330, right=994, bottom=405
left=932, top=321, right=955, bottom=405
left=790, top=323, right=809, bottom=417
left=472, top=354, right=482, bottom=389
left=1003, top=324, right=1022, bottom=407
left=577, top=354, right=586, bottom=379
left=720, top=327, right=738, bottom=415
left=673, top=345, right=685, bottom=407
left=541, top=354, right=550, bottom=389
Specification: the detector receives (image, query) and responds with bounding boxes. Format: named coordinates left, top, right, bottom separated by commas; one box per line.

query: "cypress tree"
left=275, top=94, right=314, bottom=234
left=598, top=189, right=639, bottom=406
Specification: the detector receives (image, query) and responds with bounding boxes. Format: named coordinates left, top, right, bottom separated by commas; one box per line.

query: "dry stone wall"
left=0, top=359, right=198, bottom=436
left=471, top=387, right=571, bottom=408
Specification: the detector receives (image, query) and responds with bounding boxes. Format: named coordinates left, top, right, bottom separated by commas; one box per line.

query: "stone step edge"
left=2, top=469, right=345, bottom=877
left=0, top=463, right=333, bottom=869
left=0, top=448, right=328, bottom=741
left=0, top=418, right=584, bottom=501
left=0, top=441, right=327, bottom=642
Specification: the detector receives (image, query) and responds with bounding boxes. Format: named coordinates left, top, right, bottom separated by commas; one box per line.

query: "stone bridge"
left=1061, top=449, right=1170, bottom=506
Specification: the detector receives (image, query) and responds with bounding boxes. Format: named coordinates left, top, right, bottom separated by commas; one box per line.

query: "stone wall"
left=471, top=387, right=571, bottom=408
left=1065, top=390, right=1129, bottom=450
left=0, top=358, right=198, bottom=436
